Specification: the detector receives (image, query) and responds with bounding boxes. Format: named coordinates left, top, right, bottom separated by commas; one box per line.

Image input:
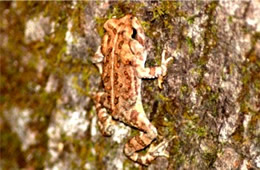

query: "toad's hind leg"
left=123, top=108, right=169, bottom=166
left=94, top=92, right=115, bottom=136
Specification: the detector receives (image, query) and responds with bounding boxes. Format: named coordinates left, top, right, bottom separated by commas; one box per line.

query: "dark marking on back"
left=113, top=28, right=117, bottom=34
left=107, top=108, right=112, bottom=114
left=108, top=47, right=113, bottom=54
left=104, top=75, right=110, bottom=82
left=107, top=23, right=114, bottom=33
left=107, top=95, right=111, bottom=102
left=114, top=73, right=118, bottom=80
left=114, top=96, right=119, bottom=105
left=127, top=84, right=131, bottom=91
left=118, top=40, right=124, bottom=49
left=124, top=85, right=129, bottom=92
left=107, top=35, right=111, bottom=44
left=117, top=62, right=120, bottom=68
left=126, top=75, right=131, bottom=80
left=106, top=53, right=110, bottom=59
left=118, top=22, right=124, bottom=27
left=119, top=30, right=125, bottom=36
left=114, top=51, right=119, bottom=56
left=125, top=59, right=131, bottom=65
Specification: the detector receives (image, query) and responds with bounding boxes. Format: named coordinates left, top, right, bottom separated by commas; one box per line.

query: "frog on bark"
left=92, top=14, right=173, bottom=166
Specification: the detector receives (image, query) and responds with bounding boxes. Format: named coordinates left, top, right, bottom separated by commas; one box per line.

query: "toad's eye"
left=131, top=28, right=137, bottom=39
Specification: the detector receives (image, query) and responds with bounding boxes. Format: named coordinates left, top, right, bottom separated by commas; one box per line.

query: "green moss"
left=0, top=117, right=25, bottom=169
left=123, top=159, right=140, bottom=170
left=228, top=16, right=233, bottom=23
left=151, top=1, right=179, bottom=20
left=231, top=125, right=245, bottom=143
left=202, top=152, right=217, bottom=167
left=248, top=114, right=260, bottom=140
left=185, top=36, right=195, bottom=54
left=238, top=32, right=260, bottom=117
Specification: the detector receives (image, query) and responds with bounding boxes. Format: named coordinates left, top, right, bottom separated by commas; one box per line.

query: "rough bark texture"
left=0, top=1, right=259, bottom=170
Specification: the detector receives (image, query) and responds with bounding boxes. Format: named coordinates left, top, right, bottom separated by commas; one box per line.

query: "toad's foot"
left=148, top=136, right=178, bottom=158
left=158, top=49, right=173, bottom=89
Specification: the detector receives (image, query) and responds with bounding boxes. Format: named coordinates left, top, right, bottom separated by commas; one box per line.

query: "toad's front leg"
left=123, top=105, right=169, bottom=166
left=134, top=49, right=173, bottom=89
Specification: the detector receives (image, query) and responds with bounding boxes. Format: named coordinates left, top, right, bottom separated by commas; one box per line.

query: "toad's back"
left=101, top=15, right=141, bottom=117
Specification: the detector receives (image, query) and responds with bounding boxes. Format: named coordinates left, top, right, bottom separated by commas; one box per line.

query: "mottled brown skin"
left=92, top=15, right=173, bottom=166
